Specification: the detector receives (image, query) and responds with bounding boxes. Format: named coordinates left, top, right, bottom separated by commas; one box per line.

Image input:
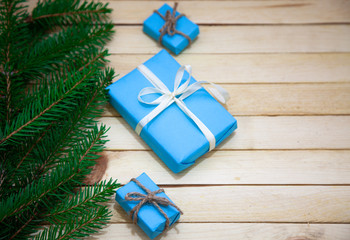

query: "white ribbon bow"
left=135, top=64, right=230, bottom=151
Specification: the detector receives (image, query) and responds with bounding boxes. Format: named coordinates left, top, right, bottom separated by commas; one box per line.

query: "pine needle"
left=0, top=0, right=119, bottom=239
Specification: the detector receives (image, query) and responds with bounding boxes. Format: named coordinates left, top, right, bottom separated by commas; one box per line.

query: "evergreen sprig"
left=34, top=207, right=111, bottom=240
left=31, top=0, right=111, bottom=27
left=0, top=0, right=119, bottom=239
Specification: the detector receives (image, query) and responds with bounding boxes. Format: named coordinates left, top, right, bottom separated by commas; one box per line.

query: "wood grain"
left=103, top=83, right=350, bottom=116
left=100, top=116, right=350, bottom=150
left=107, top=25, right=350, bottom=54
left=108, top=53, right=350, bottom=83
left=103, top=0, right=350, bottom=24
left=91, top=223, right=350, bottom=240
left=24, top=0, right=350, bottom=239
left=26, top=0, right=350, bottom=24
left=108, top=186, right=350, bottom=223
left=101, top=150, right=350, bottom=185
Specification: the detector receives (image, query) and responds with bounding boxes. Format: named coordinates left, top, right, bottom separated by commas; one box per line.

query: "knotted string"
left=154, top=2, right=192, bottom=46
left=125, top=178, right=183, bottom=230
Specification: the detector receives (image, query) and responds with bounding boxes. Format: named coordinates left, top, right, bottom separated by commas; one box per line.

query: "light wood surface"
left=107, top=25, right=350, bottom=54
left=102, top=0, right=350, bottom=24
left=101, top=116, right=350, bottom=150
left=102, top=150, right=350, bottom=185
left=27, top=1, right=350, bottom=24
left=77, top=0, right=350, bottom=238
left=107, top=54, right=350, bottom=84
left=92, top=223, right=350, bottom=240
left=107, top=186, right=350, bottom=223
left=103, top=83, right=350, bottom=116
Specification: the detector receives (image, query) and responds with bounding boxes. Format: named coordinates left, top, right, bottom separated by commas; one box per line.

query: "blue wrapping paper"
left=115, top=173, right=181, bottom=239
left=143, top=3, right=199, bottom=55
left=107, top=50, right=237, bottom=173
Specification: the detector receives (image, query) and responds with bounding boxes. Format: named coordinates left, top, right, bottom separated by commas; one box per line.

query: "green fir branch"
left=31, top=0, right=111, bottom=27
left=0, top=124, right=108, bottom=221
left=0, top=0, right=31, bottom=124
left=34, top=206, right=111, bottom=240
left=1, top=64, right=99, bottom=146
left=7, top=202, right=41, bottom=240
left=19, top=23, right=114, bottom=81
left=47, top=179, right=119, bottom=223
left=0, top=0, right=119, bottom=239
left=0, top=68, right=114, bottom=196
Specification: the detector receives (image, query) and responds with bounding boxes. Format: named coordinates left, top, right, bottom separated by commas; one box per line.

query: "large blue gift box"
left=107, top=50, right=237, bottom=173
left=116, top=173, right=181, bottom=239
left=143, top=3, right=199, bottom=55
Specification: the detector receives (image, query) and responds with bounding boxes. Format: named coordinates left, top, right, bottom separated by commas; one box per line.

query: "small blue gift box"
left=115, top=173, right=181, bottom=239
left=143, top=3, right=199, bottom=55
left=107, top=50, right=237, bottom=173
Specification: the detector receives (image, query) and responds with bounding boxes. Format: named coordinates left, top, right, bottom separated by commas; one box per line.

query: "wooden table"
left=95, top=0, right=350, bottom=239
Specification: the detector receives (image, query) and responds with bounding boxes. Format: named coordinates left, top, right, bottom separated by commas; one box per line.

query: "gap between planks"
left=107, top=53, right=350, bottom=84
left=107, top=25, right=350, bottom=54
left=104, top=0, right=350, bottom=25
left=100, top=116, right=350, bottom=150
left=105, top=221, right=350, bottom=224
left=99, top=150, right=350, bottom=185
left=91, top=223, right=350, bottom=240
left=107, top=186, right=350, bottom=223
left=105, top=54, right=350, bottom=116
left=25, top=0, right=350, bottom=25
left=102, top=83, right=350, bottom=116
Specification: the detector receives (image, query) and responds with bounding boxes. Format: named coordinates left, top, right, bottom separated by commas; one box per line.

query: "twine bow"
left=154, top=2, right=192, bottom=45
left=125, top=178, right=183, bottom=230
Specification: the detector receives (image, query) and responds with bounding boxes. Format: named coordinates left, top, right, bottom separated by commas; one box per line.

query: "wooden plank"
left=91, top=223, right=350, bottom=240
left=26, top=0, right=350, bottom=24
left=100, top=116, right=350, bottom=150
left=107, top=25, right=350, bottom=54
left=103, top=83, right=350, bottom=116
left=101, top=150, right=350, bottom=185
left=108, top=186, right=350, bottom=222
left=104, top=0, right=350, bottom=24
left=107, top=53, right=350, bottom=84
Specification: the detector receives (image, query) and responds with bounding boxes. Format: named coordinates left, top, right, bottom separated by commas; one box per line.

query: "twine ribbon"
left=154, top=2, right=192, bottom=45
left=135, top=64, right=230, bottom=151
left=125, top=178, right=183, bottom=230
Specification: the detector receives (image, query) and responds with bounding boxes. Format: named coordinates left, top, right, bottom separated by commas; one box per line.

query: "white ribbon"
left=135, top=64, right=230, bottom=151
